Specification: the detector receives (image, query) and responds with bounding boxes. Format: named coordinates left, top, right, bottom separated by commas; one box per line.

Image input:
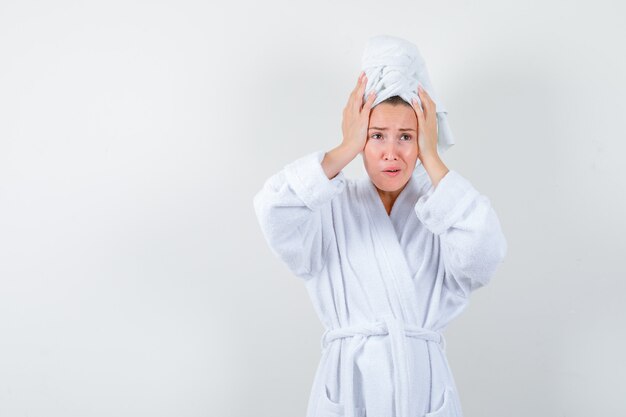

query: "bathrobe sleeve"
left=253, top=150, right=347, bottom=280
left=414, top=170, right=507, bottom=297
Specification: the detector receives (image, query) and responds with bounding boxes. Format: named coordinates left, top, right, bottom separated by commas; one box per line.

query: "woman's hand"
left=341, top=71, right=377, bottom=154
left=321, top=72, right=376, bottom=180
left=411, top=84, right=439, bottom=163
left=411, top=84, right=449, bottom=188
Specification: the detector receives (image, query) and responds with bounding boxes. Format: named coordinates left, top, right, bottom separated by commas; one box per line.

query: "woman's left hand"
left=410, top=84, right=439, bottom=162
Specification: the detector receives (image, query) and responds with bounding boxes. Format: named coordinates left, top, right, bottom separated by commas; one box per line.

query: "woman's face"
left=362, top=102, right=419, bottom=192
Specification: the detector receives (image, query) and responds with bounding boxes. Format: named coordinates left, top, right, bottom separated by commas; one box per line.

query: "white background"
left=1, top=1, right=624, bottom=416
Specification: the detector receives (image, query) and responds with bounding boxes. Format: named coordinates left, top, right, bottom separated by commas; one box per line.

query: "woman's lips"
left=383, top=170, right=401, bottom=177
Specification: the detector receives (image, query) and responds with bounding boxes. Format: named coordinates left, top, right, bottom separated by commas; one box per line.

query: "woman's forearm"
left=421, top=154, right=450, bottom=189
left=321, top=143, right=361, bottom=180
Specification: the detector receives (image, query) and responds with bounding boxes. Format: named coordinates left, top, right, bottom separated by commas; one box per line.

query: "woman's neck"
left=376, top=183, right=406, bottom=215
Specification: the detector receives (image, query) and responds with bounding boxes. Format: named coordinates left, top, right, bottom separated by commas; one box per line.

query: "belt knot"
left=319, top=317, right=446, bottom=417
left=321, top=317, right=446, bottom=351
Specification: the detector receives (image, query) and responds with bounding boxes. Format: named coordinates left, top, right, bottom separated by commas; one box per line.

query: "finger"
left=418, top=85, right=436, bottom=112
left=348, top=73, right=366, bottom=109
left=411, top=98, right=425, bottom=128
left=361, top=90, right=376, bottom=114
left=347, top=72, right=363, bottom=101
left=353, top=71, right=366, bottom=94
left=418, top=83, right=430, bottom=97
left=353, top=74, right=368, bottom=113
left=418, top=89, right=433, bottom=119
left=411, top=96, right=424, bottom=115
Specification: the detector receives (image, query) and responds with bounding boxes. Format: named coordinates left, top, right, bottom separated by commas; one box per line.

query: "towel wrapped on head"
left=361, top=35, right=455, bottom=158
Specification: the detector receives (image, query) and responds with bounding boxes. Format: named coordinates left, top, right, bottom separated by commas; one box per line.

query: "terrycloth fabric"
left=253, top=152, right=508, bottom=417
left=361, top=34, right=455, bottom=158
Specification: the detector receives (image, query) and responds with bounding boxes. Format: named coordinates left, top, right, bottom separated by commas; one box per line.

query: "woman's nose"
left=383, top=143, right=398, bottom=160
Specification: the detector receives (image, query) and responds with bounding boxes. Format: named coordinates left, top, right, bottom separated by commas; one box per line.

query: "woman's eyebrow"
left=369, top=126, right=416, bottom=132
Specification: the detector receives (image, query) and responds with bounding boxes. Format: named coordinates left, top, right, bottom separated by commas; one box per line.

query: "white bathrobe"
left=253, top=150, right=507, bottom=417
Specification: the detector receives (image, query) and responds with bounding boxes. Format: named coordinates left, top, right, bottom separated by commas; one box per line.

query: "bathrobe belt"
left=321, top=316, right=446, bottom=417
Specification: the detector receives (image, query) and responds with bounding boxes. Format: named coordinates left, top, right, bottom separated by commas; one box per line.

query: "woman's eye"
left=371, top=133, right=382, bottom=139
left=401, top=134, right=412, bottom=141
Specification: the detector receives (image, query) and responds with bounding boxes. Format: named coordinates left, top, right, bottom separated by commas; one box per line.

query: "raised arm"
left=253, top=71, right=376, bottom=280
left=252, top=145, right=356, bottom=279
left=414, top=169, right=508, bottom=297
left=409, top=84, right=507, bottom=297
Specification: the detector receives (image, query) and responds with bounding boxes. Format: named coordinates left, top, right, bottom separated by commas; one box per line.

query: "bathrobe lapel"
left=360, top=175, right=421, bottom=322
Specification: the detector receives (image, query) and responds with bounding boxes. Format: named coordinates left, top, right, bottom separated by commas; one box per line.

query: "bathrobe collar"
left=362, top=164, right=429, bottom=241
left=358, top=167, right=430, bottom=323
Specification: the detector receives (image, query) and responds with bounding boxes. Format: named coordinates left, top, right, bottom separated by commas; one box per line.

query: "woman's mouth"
left=383, top=169, right=401, bottom=177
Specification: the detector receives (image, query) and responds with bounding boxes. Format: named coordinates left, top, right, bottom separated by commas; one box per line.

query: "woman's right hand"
left=341, top=71, right=377, bottom=154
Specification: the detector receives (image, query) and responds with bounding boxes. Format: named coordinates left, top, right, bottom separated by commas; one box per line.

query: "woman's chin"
left=373, top=173, right=409, bottom=191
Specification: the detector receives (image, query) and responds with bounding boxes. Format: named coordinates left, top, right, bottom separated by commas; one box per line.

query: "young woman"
left=253, top=71, right=507, bottom=417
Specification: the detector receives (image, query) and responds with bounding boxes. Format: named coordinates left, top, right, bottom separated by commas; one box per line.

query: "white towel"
left=361, top=35, right=455, bottom=157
